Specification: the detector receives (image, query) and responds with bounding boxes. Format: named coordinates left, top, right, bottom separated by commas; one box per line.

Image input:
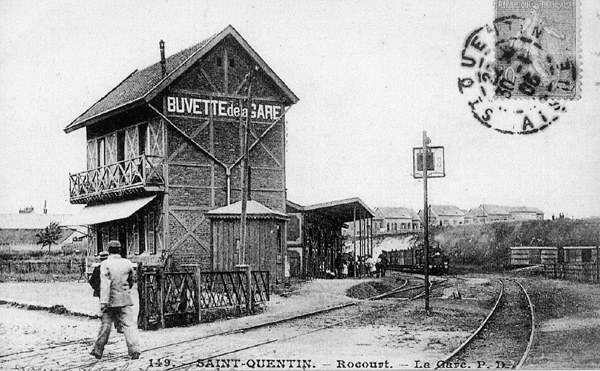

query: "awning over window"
left=61, top=196, right=156, bottom=226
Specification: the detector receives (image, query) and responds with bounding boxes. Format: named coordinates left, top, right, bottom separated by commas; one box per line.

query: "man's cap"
left=107, top=240, right=121, bottom=248
left=99, top=251, right=109, bottom=260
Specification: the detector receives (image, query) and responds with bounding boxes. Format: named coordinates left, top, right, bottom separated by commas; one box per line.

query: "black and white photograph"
left=0, top=0, right=599, bottom=369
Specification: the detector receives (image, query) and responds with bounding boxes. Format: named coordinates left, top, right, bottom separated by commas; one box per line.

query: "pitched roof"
left=509, top=206, right=543, bottom=214
left=375, top=207, right=420, bottom=221
left=0, top=214, right=72, bottom=230
left=479, top=204, right=511, bottom=215
left=205, top=200, right=289, bottom=220
left=429, top=205, right=464, bottom=217
left=65, top=25, right=299, bottom=133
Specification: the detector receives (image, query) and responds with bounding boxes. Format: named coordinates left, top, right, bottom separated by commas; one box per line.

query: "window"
left=229, top=58, right=235, bottom=68
left=277, top=225, right=282, bottom=253
left=117, top=131, right=125, bottom=162
left=139, top=124, right=147, bottom=156
left=96, top=228, right=103, bottom=255
left=97, top=138, right=106, bottom=167
left=138, top=215, right=145, bottom=254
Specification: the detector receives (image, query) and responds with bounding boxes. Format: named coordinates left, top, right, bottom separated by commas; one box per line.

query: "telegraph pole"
left=239, top=66, right=257, bottom=265
left=422, top=131, right=430, bottom=313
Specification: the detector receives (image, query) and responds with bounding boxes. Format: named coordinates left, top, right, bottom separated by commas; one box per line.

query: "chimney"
left=160, top=40, right=166, bottom=77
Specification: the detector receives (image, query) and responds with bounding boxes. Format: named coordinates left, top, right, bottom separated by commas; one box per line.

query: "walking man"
left=90, top=241, right=140, bottom=360
left=89, top=250, right=123, bottom=333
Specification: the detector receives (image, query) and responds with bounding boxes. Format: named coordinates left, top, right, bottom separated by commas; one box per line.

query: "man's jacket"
left=89, top=265, right=101, bottom=297
left=100, top=254, right=136, bottom=307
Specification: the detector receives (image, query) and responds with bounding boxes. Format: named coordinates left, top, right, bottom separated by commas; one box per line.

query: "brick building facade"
left=64, top=25, right=298, bottom=271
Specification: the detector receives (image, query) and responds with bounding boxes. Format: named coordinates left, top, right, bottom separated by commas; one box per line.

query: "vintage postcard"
left=0, top=1, right=599, bottom=370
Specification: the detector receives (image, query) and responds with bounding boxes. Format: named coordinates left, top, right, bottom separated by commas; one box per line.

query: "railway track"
left=0, top=274, right=435, bottom=370
left=438, top=278, right=535, bottom=369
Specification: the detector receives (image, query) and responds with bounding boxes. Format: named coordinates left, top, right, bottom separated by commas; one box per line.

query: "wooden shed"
left=206, top=200, right=288, bottom=284
left=510, top=246, right=557, bottom=266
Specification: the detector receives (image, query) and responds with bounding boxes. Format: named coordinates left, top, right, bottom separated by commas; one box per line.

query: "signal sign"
left=413, top=146, right=445, bottom=178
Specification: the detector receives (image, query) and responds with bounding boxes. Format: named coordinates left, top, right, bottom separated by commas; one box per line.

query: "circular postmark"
left=458, top=4, right=577, bottom=135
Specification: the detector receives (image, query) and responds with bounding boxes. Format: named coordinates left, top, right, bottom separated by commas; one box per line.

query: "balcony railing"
left=69, top=155, right=164, bottom=203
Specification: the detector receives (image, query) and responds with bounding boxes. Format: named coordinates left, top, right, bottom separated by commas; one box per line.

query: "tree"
left=36, top=222, right=62, bottom=253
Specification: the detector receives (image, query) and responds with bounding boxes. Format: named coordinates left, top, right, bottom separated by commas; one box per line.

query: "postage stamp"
left=494, top=0, right=581, bottom=99
left=458, top=24, right=569, bottom=134
left=457, top=0, right=580, bottom=134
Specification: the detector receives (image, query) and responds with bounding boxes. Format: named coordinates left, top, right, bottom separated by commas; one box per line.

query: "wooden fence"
left=543, top=262, right=600, bottom=284
left=137, top=264, right=270, bottom=330
left=0, top=260, right=83, bottom=275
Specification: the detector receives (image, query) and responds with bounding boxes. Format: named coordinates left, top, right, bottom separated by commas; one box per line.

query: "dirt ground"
left=0, top=273, right=598, bottom=370
left=517, top=276, right=600, bottom=369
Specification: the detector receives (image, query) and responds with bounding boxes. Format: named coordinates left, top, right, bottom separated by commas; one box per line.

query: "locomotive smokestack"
left=160, top=40, right=166, bottom=77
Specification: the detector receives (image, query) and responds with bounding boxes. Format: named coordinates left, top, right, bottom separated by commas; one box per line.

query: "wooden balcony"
left=69, top=155, right=164, bottom=204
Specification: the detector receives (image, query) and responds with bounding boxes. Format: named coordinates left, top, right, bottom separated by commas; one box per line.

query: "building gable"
left=65, top=25, right=298, bottom=133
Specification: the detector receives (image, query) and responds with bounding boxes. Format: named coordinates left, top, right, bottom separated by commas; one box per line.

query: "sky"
left=0, top=0, right=599, bottom=219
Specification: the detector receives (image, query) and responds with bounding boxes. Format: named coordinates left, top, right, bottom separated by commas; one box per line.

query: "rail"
left=437, top=278, right=535, bottom=369
left=69, top=155, right=164, bottom=202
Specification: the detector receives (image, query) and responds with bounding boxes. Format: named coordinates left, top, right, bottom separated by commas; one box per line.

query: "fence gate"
left=138, top=264, right=270, bottom=330
left=137, top=265, right=163, bottom=330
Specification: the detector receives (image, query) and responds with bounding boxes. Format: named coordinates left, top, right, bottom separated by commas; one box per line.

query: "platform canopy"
left=61, top=196, right=156, bottom=226
left=288, top=197, right=375, bottom=225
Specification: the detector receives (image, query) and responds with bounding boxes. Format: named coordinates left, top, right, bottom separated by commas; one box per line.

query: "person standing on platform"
left=378, top=252, right=389, bottom=278
left=90, top=241, right=140, bottom=360
left=89, top=251, right=108, bottom=298
left=334, top=251, right=344, bottom=279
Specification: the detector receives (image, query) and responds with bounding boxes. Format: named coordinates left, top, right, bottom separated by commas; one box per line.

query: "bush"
left=437, top=219, right=600, bottom=271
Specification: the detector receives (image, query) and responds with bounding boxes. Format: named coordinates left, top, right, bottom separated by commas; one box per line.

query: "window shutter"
left=87, top=140, right=98, bottom=170
left=125, top=126, right=139, bottom=160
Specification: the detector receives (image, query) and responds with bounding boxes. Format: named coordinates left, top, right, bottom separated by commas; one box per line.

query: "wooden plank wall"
left=211, top=218, right=284, bottom=282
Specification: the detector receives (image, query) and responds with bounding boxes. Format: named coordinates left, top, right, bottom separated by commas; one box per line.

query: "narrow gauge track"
left=2, top=274, right=439, bottom=370
left=438, top=278, right=535, bottom=370
left=165, top=275, right=440, bottom=371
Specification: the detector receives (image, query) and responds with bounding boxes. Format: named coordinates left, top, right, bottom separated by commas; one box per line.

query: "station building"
left=63, top=25, right=298, bottom=281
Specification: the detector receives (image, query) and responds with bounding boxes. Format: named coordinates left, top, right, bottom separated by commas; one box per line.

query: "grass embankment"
left=435, top=219, right=599, bottom=272
left=0, top=250, right=85, bottom=282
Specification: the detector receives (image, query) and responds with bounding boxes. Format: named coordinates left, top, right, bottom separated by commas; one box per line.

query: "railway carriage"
left=387, top=245, right=449, bottom=275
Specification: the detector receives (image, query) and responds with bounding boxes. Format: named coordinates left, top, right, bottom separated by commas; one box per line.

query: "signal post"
left=413, top=131, right=445, bottom=313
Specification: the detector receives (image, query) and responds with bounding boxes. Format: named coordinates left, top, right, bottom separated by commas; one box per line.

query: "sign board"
left=166, top=95, right=283, bottom=122
left=413, top=146, right=445, bottom=178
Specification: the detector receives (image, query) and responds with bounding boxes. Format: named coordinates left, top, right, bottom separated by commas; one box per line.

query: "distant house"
left=0, top=213, right=86, bottom=251
left=509, top=206, right=544, bottom=220
left=372, top=207, right=421, bottom=233
left=462, top=210, right=474, bottom=224
left=419, top=205, right=465, bottom=227
left=471, top=204, right=512, bottom=223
